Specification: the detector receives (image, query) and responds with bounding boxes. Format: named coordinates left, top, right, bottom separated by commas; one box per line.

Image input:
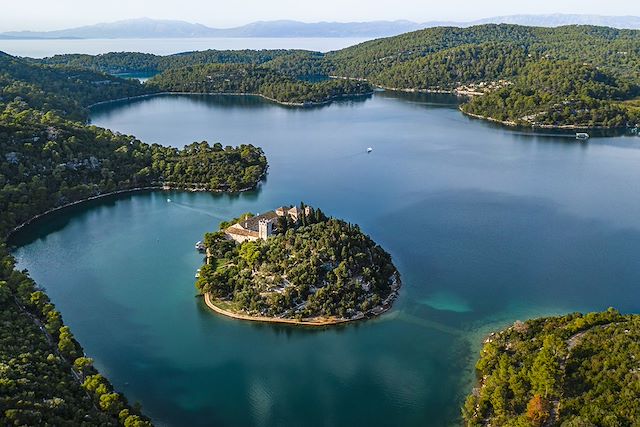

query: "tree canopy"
left=148, top=63, right=372, bottom=106
left=463, top=309, right=640, bottom=426
left=0, top=50, right=269, bottom=425
left=197, top=205, right=400, bottom=320
left=36, top=24, right=640, bottom=127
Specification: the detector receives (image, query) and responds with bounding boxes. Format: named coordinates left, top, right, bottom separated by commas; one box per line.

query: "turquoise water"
left=12, top=92, right=640, bottom=426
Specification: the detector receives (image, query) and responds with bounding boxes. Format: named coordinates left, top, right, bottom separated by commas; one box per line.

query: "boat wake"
left=167, top=201, right=224, bottom=219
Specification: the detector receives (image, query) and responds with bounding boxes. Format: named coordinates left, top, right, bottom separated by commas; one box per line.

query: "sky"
left=2, top=0, right=640, bottom=32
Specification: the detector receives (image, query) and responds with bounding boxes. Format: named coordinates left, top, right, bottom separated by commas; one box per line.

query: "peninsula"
left=42, top=24, right=640, bottom=129
left=0, top=48, right=271, bottom=425
left=195, top=204, right=401, bottom=325
left=148, top=63, right=373, bottom=107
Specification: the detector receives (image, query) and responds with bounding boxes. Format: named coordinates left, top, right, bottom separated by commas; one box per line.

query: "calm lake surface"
left=0, top=37, right=369, bottom=58
left=12, top=92, right=640, bottom=426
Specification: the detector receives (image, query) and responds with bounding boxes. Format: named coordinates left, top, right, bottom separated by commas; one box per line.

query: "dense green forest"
left=325, top=24, right=640, bottom=82
left=0, top=103, right=267, bottom=236
left=373, top=43, right=528, bottom=91
left=1, top=51, right=152, bottom=121
left=37, top=50, right=317, bottom=75
left=0, top=52, right=268, bottom=424
left=196, top=205, right=400, bottom=320
left=463, top=309, right=640, bottom=426
left=0, top=245, right=151, bottom=426
left=35, top=24, right=640, bottom=88
left=327, top=24, right=640, bottom=127
left=3, top=22, right=640, bottom=423
left=36, top=24, right=640, bottom=128
left=148, top=63, right=372, bottom=105
left=462, top=60, right=640, bottom=127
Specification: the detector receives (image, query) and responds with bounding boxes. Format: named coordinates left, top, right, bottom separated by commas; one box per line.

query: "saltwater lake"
left=0, top=37, right=369, bottom=58
left=12, top=92, right=640, bottom=426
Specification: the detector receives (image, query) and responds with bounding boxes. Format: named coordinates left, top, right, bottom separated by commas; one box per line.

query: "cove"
left=11, top=91, right=640, bottom=427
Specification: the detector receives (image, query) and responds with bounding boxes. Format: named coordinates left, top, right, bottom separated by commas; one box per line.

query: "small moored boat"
left=367, top=147, right=373, bottom=153
left=195, top=241, right=206, bottom=251
left=575, top=132, right=590, bottom=141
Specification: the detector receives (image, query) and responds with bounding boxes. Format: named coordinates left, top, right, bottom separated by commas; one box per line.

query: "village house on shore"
left=224, top=205, right=312, bottom=243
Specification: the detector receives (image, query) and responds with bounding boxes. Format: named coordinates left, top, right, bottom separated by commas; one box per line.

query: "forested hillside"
left=1, top=51, right=152, bottom=120
left=326, top=24, right=640, bottom=127
left=36, top=24, right=640, bottom=128
left=373, top=43, right=528, bottom=91
left=0, top=246, right=151, bottom=426
left=462, top=60, right=639, bottom=127
left=463, top=309, right=640, bottom=426
left=326, top=24, right=540, bottom=77
left=0, top=53, right=268, bottom=425
left=0, top=104, right=267, bottom=235
left=148, top=63, right=372, bottom=105
left=325, top=24, right=640, bottom=82
left=38, top=49, right=321, bottom=76
left=197, top=206, right=400, bottom=321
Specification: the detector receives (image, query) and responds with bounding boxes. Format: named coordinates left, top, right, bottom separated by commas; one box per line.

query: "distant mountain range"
left=472, top=14, right=640, bottom=28
left=2, top=15, right=640, bottom=40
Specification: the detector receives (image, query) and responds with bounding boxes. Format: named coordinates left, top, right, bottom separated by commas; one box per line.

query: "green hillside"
left=464, top=309, right=640, bottom=426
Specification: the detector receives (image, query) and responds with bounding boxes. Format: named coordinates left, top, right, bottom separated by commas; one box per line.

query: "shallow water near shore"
left=11, top=91, right=640, bottom=426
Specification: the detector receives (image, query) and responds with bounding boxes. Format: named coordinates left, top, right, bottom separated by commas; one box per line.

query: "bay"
left=12, top=91, right=640, bottom=426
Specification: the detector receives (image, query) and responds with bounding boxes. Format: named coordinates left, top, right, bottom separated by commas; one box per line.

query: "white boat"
left=195, top=241, right=205, bottom=251
left=167, top=198, right=171, bottom=202
left=367, top=147, right=373, bottom=153
left=576, top=132, right=590, bottom=141
left=195, top=268, right=201, bottom=278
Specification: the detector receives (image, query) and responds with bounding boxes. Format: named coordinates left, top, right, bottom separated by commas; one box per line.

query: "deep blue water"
left=12, top=91, right=640, bottom=426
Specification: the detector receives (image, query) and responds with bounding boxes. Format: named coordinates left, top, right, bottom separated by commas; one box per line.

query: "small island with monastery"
left=195, top=203, right=401, bottom=325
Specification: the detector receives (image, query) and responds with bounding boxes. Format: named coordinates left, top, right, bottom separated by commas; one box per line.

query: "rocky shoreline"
left=203, top=273, right=402, bottom=327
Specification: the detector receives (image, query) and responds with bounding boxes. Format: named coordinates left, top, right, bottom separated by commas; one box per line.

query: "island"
left=463, top=308, right=640, bottom=426
left=4, top=21, right=640, bottom=425
left=195, top=204, right=401, bottom=325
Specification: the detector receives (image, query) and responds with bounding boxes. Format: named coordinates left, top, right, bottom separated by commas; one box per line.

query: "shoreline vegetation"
left=87, top=88, right=633, bottom=131
left=0, top=51, right=269, bottom=425
left=54, top=23, right=640, bottom=131
left=463, top=309, right=640, bottom=426
left=460, top=110, right=627, bottom=130
left=89, top=90, right=373, bottom=109
left=5, top=174, right=266, bottom=242
left=196, top=205, right=401, bottom=325
left=146, top=63, right=374, bottom=107
left=203, top=274, right=401, bottom=327
left=204, top=293, right=358, bottom=326
left=3, top=21, right=640, bottom=425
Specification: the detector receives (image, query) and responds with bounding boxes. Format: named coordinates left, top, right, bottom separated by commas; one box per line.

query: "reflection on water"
left=12, top=91, right=640, bottom=427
